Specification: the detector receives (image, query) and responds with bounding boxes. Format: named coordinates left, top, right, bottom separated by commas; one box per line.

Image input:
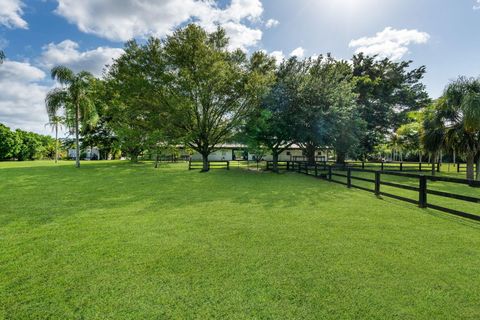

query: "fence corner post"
left=400, top=162, right=403, bottom=171
left=328, top=166, right=332, bottom=181
left=375, top=171, right=381, bottom=196
left=419, top=175, right=427, bottom=208
left=381, top=162, right=384, bottom=172
left=227, top=161, right=230, bottom=170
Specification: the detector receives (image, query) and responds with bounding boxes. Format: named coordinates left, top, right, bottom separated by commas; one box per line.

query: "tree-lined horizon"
left=25, top=23, right=477, bottom=180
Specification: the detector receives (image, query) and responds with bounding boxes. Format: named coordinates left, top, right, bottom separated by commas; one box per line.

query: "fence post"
left=189, top=160, right=191, bottom=170
left=381, top=162, right=384, bottom=172
left=328, top=166, right=332, bottom=181
left=362, top=161, right=365, bottom=170
left=227, top=161, right=230, bottom=170
left=419, top=175, right=427, bottom=208
left=315, top=162, right=318, bottom=177
left=375, top=171, right=381, bottom=196
left=305, top=162, right=309, bottom=175
left=347, top=168, right=352, bottom=188
left=419, top=162, right=422, bottom=171
left=287, top=161, right=290, bottom=171
left=437, top=162, right=440, bottom=173
left=400, top=162, right=403, bottom=171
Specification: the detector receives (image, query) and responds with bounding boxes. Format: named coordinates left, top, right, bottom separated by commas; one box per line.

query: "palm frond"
left=51, top=66, right=75, bottom=85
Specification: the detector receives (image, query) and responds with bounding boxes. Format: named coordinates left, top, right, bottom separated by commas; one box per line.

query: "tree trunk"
left=272, top=151, right=279, bottom=173
left=305, top=143, right=316, bottom=166
left=55, top=124, right=58, bottom=164
left=75, top=104, right=80, bottom=168
left=336, top=151, right=346, bottom=164
left=154, top=149, right=160, bottom=168
left=202, top=153, right=209, bottom=172
left=475, top=153, right=480, bottom=181
left=466, top=154, right=475, bottom=180
left=431, top=152, right=436, bottom=176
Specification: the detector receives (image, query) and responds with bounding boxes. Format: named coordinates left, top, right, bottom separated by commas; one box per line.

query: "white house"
left=188, top=143, right=330, bottom=162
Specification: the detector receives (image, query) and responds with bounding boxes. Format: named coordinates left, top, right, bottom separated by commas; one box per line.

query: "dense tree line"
left=0, top=124, right=58, bottom=161
left=41, top=24, right=479, bottom=180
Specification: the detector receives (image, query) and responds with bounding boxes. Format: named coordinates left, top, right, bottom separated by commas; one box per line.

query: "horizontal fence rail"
left=266, top=160, right=480, bottom=222
left=188, top=160, right=230, bottom=171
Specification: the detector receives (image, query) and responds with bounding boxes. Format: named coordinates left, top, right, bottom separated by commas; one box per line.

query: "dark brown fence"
left=269, top=161, right=480, bottom=222
left=188, top=160, right=230, bottom=171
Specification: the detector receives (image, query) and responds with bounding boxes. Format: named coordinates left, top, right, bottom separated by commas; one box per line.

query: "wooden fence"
left=273, top=161, right=480, bottom=222
left=188, top=160, right=230, bottom=171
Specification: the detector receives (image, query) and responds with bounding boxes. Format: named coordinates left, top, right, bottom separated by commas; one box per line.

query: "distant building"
left=188, top=143, right=330, bottom=162
left=68, top=147, right=100, bottom=160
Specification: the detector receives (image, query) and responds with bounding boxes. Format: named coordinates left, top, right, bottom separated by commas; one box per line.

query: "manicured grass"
left=1, top=161, right=480, bottom=319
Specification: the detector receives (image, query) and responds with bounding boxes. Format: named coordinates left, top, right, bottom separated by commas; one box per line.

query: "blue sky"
left=1, top=0, right=480, bottom=134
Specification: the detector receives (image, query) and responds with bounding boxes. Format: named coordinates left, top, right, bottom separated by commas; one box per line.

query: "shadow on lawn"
left=0, top=162, right=349, bottom=227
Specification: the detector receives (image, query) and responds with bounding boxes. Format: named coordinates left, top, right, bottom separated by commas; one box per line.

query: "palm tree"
left=45, top=116, right=64, bottom=163
left=421, top=104, right=445, bottom=176
left=45, top=66, right=97, bottom=168
left=439, top=77, right=480, bottom=180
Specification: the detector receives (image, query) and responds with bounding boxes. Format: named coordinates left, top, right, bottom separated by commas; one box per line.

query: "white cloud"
left=474, top=0, right=480, bottom=10
left=290, top=47, right=305, bottom=58
left=54, top=0, right=265, bottom=51
left=39, top=40, right=123, bottom=77
left=0, top=61, right=50, bottom=134
left=349, top=27, right=430, bottom=61
left=265, top=50, right=284, bottom=65
left=265, top=18, right=279, bottom=28
left=0, top=0, right=28, bottom=29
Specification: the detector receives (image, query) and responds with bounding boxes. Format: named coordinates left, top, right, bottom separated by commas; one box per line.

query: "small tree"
left=45, top=66, right=97, bottom=168
left=45, top=116, right=64, bottom=163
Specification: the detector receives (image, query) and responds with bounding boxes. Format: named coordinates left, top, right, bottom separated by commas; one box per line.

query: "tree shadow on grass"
left=0, top=162, right=353, bottom=228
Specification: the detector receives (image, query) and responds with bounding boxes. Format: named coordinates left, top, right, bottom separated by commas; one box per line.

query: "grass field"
left=1, top=161, right=480, bottom=319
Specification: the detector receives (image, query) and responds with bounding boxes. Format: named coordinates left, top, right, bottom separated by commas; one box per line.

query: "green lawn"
left=1, top=161, right=480, bottom=319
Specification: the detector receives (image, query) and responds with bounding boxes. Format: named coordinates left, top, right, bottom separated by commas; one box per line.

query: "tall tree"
left=106, top=39, right=167, bottom=162
left=244, top=57, right=303, bottom=172
left=297, top=55, right=363, bottom=164
left=45, top=66, right=97, bottom=168
left=164, top=24, right=274, bottom=171
left=352, top=54, right=430, bottom=158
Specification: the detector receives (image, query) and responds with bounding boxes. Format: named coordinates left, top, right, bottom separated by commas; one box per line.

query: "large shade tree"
left=106, top=39, right=168, bottom=162
left=297, top=55, right=363, bottom=164
left=243, top=57, right=304, bottom=172
left=352, top=54, right=430, bottom=158
left=164, top=24, right=274, bottom=171
left=45, top=66, right=97, bottom=168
